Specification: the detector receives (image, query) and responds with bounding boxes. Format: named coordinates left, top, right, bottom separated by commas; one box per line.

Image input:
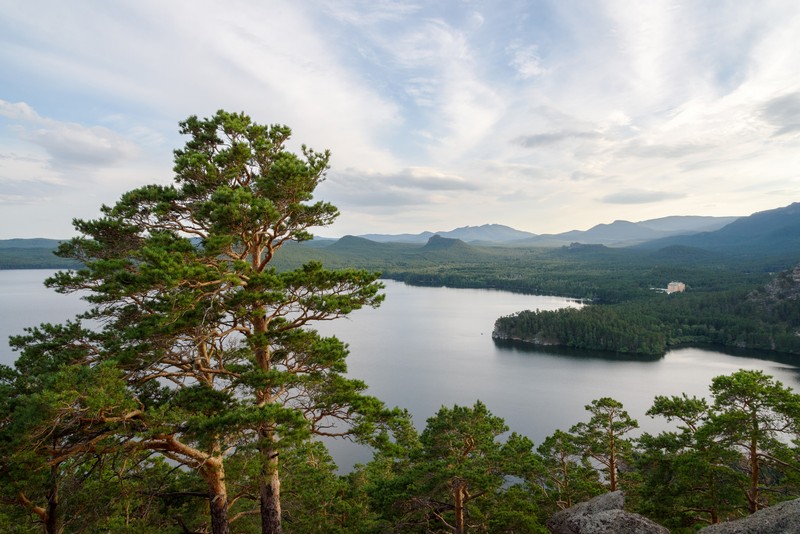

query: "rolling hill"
left=636, top=202, right=800, bottom=261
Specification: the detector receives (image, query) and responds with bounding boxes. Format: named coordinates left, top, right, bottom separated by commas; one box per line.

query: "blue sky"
left=2, top=0, right=800, bottom=239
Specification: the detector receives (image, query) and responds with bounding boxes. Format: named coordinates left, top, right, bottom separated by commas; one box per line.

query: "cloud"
left=0, top=99, right=139, bottom=169
left=3, top=1, right=800, bottom=239
left=0, top=153, right=71, bottom=205
left=323, top=166, right=481, bottom=212
left=29, top=123, right=138, bottom=167
left=623, top=141, right=713, bottom=159
left=514, top=130, right=601, bottom=148
left=389, top=167, right=481, bottom=191
left=0, top=177, right=63, bottom=205
left=0, top=101, right=40, bottom=121
left=320, top=0, right=421, bottom=26
left=761, top=92, right=800, bottom=136
left=506, top=42, right=544, bottom=79
left=601, top=189, right=686, bottom=205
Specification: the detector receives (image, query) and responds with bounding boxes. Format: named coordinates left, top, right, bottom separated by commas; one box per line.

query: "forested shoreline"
left=493, top=267, right=800, bottom=357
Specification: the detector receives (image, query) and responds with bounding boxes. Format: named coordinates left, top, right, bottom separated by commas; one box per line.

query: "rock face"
left=699, top=498, right=800, bottom=533
left=546, top=491, right=668, bottom=534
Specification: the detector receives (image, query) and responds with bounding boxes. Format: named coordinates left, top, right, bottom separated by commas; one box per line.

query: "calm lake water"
left=4, top=270, right=800, bottom=471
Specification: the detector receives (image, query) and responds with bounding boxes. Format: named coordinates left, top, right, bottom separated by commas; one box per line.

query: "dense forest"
left=3, top=111, right=800, bottom=533
left=493, top=267, right=800, bottom=356
left=5, top=361, right=800, bottom=533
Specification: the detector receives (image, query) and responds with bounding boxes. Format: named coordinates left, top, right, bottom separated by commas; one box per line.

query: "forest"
left=3, top=111, right=800, bottom=533
left=493, top=273, right=800, bottom=356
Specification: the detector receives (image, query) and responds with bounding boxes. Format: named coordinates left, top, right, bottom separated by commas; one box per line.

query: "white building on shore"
left=667, top=281, right=686, bottom=294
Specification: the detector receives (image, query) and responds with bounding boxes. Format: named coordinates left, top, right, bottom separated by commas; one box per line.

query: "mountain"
left=419, top=234, right=475, bottom=254
left=358, top=231, right=436, bottom=244
left=636, top=215, right=738, bottom=233
left=359, top=224, right=536, bottom=244
left=636, top=202, right=800, bottom=260
left=323, top=235, right=418, bottom=260
left=513, top=215, right=739, bottom=247
left=0, top=238, right=79, bottom=269
left=552, top=220, right=669, bottom=244
left=0, top=238, right=64, bottom=249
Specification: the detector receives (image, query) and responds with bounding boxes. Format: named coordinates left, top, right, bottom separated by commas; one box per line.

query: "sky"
left=2, top=0, right=800, bottom=239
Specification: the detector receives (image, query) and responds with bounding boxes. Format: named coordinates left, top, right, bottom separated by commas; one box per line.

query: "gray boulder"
left=699, top=498, right=800, bottom=533
left=547, top=491, right=668, bottom=534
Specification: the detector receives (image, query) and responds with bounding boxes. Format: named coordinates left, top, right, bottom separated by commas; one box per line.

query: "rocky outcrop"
left=699, top=498, right=800, bottom=533
left=749, top=264, right=800, bottom=305
left=546, top=491, right=668, bottom=534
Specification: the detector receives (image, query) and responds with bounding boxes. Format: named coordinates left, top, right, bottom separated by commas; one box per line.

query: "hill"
left=514, top=215, right=739, bottom=247
left=637, top=215, right=738, bottom=233
left=0, top=238, right=65, bottom=249
left=360, top=224, right=536, bottom=244
left=637, top=202, right=800, bottom=263
left=0, top=238, right=80, bottom=269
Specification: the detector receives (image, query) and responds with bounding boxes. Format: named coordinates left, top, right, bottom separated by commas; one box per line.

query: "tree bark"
left=748, top=436, right=759, bottom=514
left=208, top=491, right=230, bottom=534
left=45, top=464, right=60, bottom=534
left=453, top=479, right=465, bottom=534
left=203, top=463, right=230, bottom=534
left=608, top=413, right=618, bottom=492
left=260, top=443, right=282, bottom=534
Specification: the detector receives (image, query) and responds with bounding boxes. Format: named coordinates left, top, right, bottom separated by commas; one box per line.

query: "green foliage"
left=535, top=430, right=604, bottom=513
left=636, top=371, right=800, bottom=528
left=707, top=370, right=800, bottom=512
left=570, top=398, right=639, bottom=492
left=2, top=110, right=396, bottom=534
left=494, top=306, right=667, bottom=355
left=361, top=401, right=547, bottom=533
left=494, top=270, right=800, bottom=356
left=636, top=394, right=744, bottom=528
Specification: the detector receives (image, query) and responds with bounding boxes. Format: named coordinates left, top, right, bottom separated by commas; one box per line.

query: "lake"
left=4, top=269, right=800, bottom=471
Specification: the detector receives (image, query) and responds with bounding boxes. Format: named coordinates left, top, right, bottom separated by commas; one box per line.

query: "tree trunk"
left=608, top=444, right=617, bottom=491
left=748, top=436, right=759, bottom=514
left=260, top=444, right=282, bottom=534
left=209, top=490, right=230, bottom=534
left=608, top=414, right=618, bottom=491
left=453, top=479, right=465, bottom=534
left=203, top=464, right=230, bottom=534
left=45, top=464, right=59, bottom=534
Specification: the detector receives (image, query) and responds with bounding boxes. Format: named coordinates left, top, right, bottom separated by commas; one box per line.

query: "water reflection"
left=493, top=338, right=664, bottom=362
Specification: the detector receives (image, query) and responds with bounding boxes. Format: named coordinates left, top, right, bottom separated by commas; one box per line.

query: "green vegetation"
left=0, top=111, right=396, bottom=534
left=3, top=111, right=800, bottom=531
left=0, top=240, right=79, bottom=270
left=6, top=364, right=800, bottom=532
left=494, top=267, right=800, bottom=356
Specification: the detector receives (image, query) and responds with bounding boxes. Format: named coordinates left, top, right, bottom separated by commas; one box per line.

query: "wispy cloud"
left=2, top=0, right=800, bottom=238
left=601, top=190, right=687, bottom=205
left=506, top=42, right=544, bottom=79
left=0, top=99, right=139, bottom=169
left=623, top=141, right=713, bottom=159
left=514, top=130, right=601, bottom=148
left=761, top=92, right=800, bottom=136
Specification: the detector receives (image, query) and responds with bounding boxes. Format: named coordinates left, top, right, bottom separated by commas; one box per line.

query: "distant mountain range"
left=356, top=216, right=739, bottom=246
left=635, top=202, right=800, bottom=257
left=2, top=203, right=799, bottom=268
left=358, top=224, right=536, bottom=244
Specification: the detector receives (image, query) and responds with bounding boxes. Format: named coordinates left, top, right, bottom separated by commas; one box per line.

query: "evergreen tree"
left=570, top=397, right=638, bottom=492
left=637, top=394, right=742, bottom=528
left=707, top=369, right=800, bottom=513
left=12, top=110, right=392, bottom=534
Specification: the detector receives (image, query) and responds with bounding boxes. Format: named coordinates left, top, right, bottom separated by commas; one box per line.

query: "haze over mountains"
left=2, top=202, right=799, bottom=269
left=357, top=215, right=739, bottom=246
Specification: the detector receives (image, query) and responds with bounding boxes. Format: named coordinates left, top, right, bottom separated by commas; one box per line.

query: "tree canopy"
left=2, top=111, right=396, bottom=534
